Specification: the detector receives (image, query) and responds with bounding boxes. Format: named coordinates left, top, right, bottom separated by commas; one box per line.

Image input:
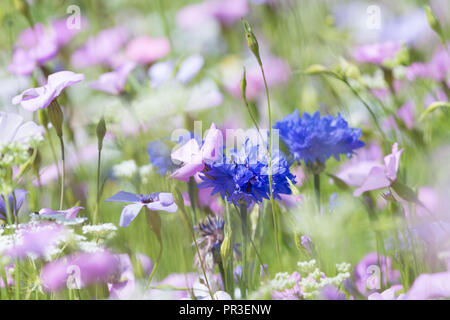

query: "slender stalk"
left=44, top=127, right=60, bottom=180
left=2, top=195, right=20, bottom=299
left=259, top=62, right=282, bottom=269
left=94, top=148, right=102, bottom=224
left=145, top=243, right=163, bottom=290
left=313, top=173, right=321, bottom=212
left=58, top=136, right=65, bottom=210
left=239, top=203, right=248, bottom=299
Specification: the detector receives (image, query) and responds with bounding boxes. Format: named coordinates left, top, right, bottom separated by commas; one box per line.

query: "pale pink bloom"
left=89, top=62, right=136, bottom=95
left=171, top=123, right=223, bottom=182
left=353, top=143, right=403, bottom=196
left=38, top=206, right=84, bottom=219
left=126, top=36, right=170, bottom=64
left=368, top=285, right=405, bottom=300
left=12, top=71, right=84, bottom=111
left=353, top=42, right=402, bottom=65
left=406, top=272, right=450, bottom=299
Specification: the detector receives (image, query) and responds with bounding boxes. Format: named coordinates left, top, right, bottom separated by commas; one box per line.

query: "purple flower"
left=369, top=285, right=405, bottom=300
left=177, top=0, right=248, bottom=29
left=0, top=189, right=27, bottom=221
left=406, top=45, right=450, bottom=82
left=300, top=235, right=313, bottom=253
left=38, top=206, right=84, bottom=220
left=8, top=49, right=36, bottom=76
left=0, top=112, right=43, bottom=144
left=354, top=252, right=401, bottom=296
left=50, top=17, right=87, bottom=47
left=353, top=143, right=403, bottom=197
left=272, top=272, right=303, bottom=300
left=126, top=36, right=170, bottom=65
left=170, top=123, right=223, bottom=182
left=4, top=222, right=67, bottom=260
left=71, top=27, right=128, bottom=69
left=148, top=272, right=198, bottom=299
left=89, top=62, right=136, bottom=95
left=406, top=272, right=450, bottom=300
left=105, top=191, right=177, bottom=227
left=12, top=71, right=84, bottom=111
left=353, top=42, right=402, bottom=66
left=40, top=251, right=120, bottom=292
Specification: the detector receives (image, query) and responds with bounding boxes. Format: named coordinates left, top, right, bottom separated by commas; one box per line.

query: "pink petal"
left=353, top=165, right=391, bottom=196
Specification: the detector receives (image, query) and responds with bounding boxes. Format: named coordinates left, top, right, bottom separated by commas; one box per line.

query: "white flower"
left=113, top=159, right=138, bottom=178
left=0, top=112, right=43, bottom=144
left=82, top=223, right=117, bottom=239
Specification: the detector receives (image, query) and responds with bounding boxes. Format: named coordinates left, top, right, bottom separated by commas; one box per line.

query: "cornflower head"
left=274, top=110, right=365, bottom=169
left=198, top=138, right=295, bottom=207
left=194, top=215, right=225, bottom=271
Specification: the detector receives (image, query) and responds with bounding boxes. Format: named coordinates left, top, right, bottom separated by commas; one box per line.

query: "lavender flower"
left=40, top=251, right=120, bottom=292
left=105, top=191, right=177, bottom=227
left=147, top=140, right=176, bottom=175
left=352, top=42, right=402, bottom=66
left=0, top=189, right=27, bottom=221
left=274, top=110, right=365, bottom=164
left=89, top=62, right=136, bottom=95
left=12, top=71, right=84, bottom=111
left=38, top=206, right=84, bottom=220
left=126, top=36, right=170, bottom=65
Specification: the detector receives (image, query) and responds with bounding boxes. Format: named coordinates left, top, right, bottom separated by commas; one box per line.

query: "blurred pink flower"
left=126, top=36, right=170, bottom=65
left=177, top=0, right=248, bottom=29
left=89, top=62, right=136, bottom=95
left=71, top=27, right=129, bottom=68
left=353, top=143, right=403, bottom=197
left=406, top=272, right=450, bottom=299
left=12, top=71, right=84, bottom=111
left=38, top=206, right=84, bottom=219
left=40, top=251, right=120, bottom=292
left=353, top=41, right=402, bottom=65
left=368, top=285, right=405, bottom=300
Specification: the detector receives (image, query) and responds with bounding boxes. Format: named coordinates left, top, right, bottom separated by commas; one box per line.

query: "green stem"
left=313, top=173, right=320, bottom=212
left=58, top=135, right=65, bottom=210
left=44, top=127, right=60, bottom=180
left=94, top=148, right=102, bottom=224
left=259, top=62, right=282, bottom=269
left=240, top=203, right=248, bottom=299
left=145, top=244, right=163, bottom=290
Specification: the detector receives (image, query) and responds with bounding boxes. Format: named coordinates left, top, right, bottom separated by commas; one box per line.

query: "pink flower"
left=176, top=0, right=248, bottom=29
left=368, top=285, right=405, bottom=300
left=353, top=143, right=403, bottom=197
left=170, top=123, right=223, bottom=182
left=126, top=36, right=170, bottom=65
left=353, top=42, right=402, bottom=65
left=71, top=27, right=128, bottom=68
left=89, top=62, right=136, bottom=95
left=406, top=272, right=450, bottom=299
left=38, top=206, right=84, bottom=219
left=40, top=251, right=121, bottom=292
left=12, top=71, right=84, bottom=111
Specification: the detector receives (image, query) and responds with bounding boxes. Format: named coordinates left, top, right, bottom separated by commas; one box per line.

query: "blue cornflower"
left=146, top=140, right=176, bottom=175
left=274, top=110, right=365, bottom=164
left=198, top=138, right=295, bottom=206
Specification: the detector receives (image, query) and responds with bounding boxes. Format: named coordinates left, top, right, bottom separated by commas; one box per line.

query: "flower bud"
left=424, top=5, right=447, bottom=49
left=220, top=233, right=232, bottom=263
left=241, top=67, right=247, bottom=103
left=96, top=117, right=106, bottom=151
left=48, top=100, right=64, bottom=138
left=243, top=20, right=261, bottom=65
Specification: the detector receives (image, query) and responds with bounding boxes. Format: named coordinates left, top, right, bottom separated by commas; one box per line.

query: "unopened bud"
left=241, top=67, right=247, bottom=103
left=221, top=234, right=232, bottom=263
left=424, top=5, right=447, bottom=49
left=243, top=20, right=261, bottom=65
left=48, top=100, right=64, bottom=138
left=96, top=117, right=106, bottom=151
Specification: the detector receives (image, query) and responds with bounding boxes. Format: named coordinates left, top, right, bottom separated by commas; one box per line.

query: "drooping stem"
left=1, top=194, right=13, bottom=226
left=313, top=173, right=321, bottom=212
left=240, top=202, right=248, bottom=299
